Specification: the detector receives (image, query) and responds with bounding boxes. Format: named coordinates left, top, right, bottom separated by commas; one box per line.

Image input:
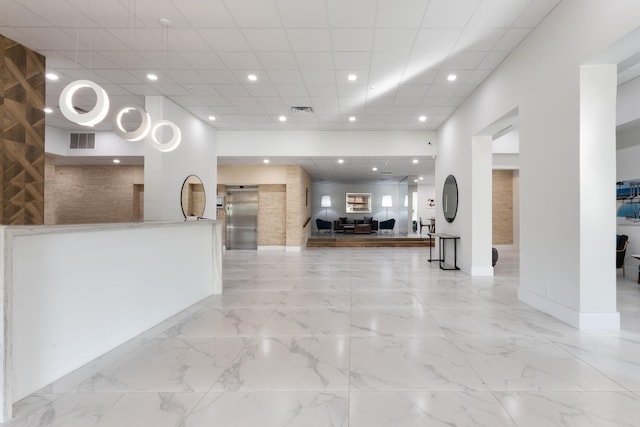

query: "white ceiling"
left=1, top=0, right=562, bottom=180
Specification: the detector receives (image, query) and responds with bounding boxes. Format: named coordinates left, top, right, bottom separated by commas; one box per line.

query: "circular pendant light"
left=59, top=80, right=110, bottom=127
left=113, top=106, right=151, bottom=141
left=149, top=120, right=182, bottom=152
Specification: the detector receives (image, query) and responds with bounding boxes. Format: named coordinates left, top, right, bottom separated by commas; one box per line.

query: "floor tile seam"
left=486, top=388, right=522, bottom=426
left=541, top=336, right=639, bottom=393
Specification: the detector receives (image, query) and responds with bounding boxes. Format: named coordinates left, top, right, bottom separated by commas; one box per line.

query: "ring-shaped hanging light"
left=149, top=120, right=182, bottom=152
left=113, top=106, right=151, bottom=141
left=59, top=80, right=110, bottom=127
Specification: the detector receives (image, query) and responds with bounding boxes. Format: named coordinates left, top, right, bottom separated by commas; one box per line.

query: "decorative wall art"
left=616, top=180, right=640, bottom=224
left=426, top=198, right=435, bottom=208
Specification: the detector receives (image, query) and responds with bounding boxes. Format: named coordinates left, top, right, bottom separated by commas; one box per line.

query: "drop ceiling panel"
left=287, top=29, right=332, bottom=51
left=442, top=51, right=487, bottom=69
left=467, top=0, right=530, bottom=28
left=21, top=1, right=89, bottom=28
left=123, top=0, right=191, bottom=28
left=242, top=29, right=291, bottom=51
left=413, top=29, right=461, bottom=53
left=294, top=52, right=334, bottom=69
left=2, top=3, right=50, bottom=27
left=180, top=52, right=226, bottom=70
left=333, top=52, right=371, bottom=70
left=217, top=52, right=262, bottom=70
left=305, top=85, right=338, bottom=97
left=477, top=51, right=509, bottom=70
left=275, top=0, right=328, bottom=28
left=256, top=52, right=298, bottom=69
left=454, top=27, right=505, bottom=51
left=266, top=69, right=304, bottom=84
left=201, top=69, right=241, bottom=84
left=246, top=85, right=280, bottom=97
left=326, top=0, right=376, bottom=28
left=493, top=28, right=532, bottom=52
left=422, top=0, right=481, bottom=28
left=173, top=0, right=236, bottom=28
left=301, top=69, right=336, bottom=85
left=217, top=85, right=251, bottom=97
left=514, top=0, right=561, bottom=27
left=276, top=85, right=309, bottom=97
left=376, top=0, right=429, bottom=28
left=224, top=0, right=282, bottom=27
left=331, top=29, right=374, bottom=52
left=198, top=29, right=251, bottom=51
left=374, top=29, right=418, bottom=53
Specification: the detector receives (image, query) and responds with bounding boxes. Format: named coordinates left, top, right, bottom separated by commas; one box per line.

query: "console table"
left=427, top=232, right=460, bottom=270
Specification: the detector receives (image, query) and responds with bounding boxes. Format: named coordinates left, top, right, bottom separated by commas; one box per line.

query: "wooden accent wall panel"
left=492, top=170, right=514, bottom=244
left=0, top=34, right=45, bottom=225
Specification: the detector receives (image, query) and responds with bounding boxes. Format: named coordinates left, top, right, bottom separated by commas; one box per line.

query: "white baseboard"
left=257, top=246, right=286, bottom=251
left=285, top=246, right=304, bottom=252
left=518, top=288, right=620, bottom=330
left=470, top=266, right=493, bottom=276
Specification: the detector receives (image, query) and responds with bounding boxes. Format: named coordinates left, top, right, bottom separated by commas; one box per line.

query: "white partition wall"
left=144, top=96, right=218, bottom=221
left=436, top=1, right=639, bottom=328
left=0, top=221, right=223, bottom=421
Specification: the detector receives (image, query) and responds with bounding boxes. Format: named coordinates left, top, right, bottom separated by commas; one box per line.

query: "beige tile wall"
left=492, top=169, right=514, bottom=244
left=285, top=166, right=312, bottom=247
left=45, top=157, right=144, bottom=224
left=258, top=184, right=286, bottom=246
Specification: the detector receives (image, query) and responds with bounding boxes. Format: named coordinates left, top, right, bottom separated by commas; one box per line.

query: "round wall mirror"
left=181, top=175, right=206, bottom=219
left=442, top=174, right=458, bottom=223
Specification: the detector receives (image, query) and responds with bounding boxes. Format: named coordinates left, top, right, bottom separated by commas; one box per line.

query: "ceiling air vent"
left=290, top=106, right=314, bottom=114
left=381, top=171, right=393, bottom=176
left=69, top=133, right=96, bottom=150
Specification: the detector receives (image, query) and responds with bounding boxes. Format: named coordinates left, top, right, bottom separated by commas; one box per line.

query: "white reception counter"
left=0, top=220, right=223, bottom=422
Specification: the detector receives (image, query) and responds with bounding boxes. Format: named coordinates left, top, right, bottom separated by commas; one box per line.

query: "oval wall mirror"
left=442, top=174, right=458, bottom=223
left=181, top=175, right=206, bottom=219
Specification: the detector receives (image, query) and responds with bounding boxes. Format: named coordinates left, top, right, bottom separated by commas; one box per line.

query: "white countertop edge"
left=0, top=220, right=221, bottom=237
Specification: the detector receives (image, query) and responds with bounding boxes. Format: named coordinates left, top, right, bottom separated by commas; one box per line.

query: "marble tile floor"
left=4, top=245, right=640, bottom=426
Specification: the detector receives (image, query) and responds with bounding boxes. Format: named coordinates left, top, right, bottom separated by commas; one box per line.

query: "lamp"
left=321, top=195, right=331, bottom=219
left=381, top=195, right=392, bottom=219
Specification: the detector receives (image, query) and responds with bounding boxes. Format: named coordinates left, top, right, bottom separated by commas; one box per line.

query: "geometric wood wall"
left=0, top=33, right=45, bottom=225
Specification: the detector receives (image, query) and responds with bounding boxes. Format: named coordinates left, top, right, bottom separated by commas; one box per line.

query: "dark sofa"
left=333, top=217, right=378, bottom=233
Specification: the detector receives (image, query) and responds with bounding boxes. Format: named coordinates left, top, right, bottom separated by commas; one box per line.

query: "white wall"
left=0, top=221, right=222, bottom=419
left=144, top=96, right=217, bottom=221
left=416, top=183, right=436, bottom=230
left=312, top=182, right=402, bottom=228
left=218, top=130, right=437, bottom=157
left=45, top=126, right=144, bottom=157
left=438, top=0, right=640, bottom=328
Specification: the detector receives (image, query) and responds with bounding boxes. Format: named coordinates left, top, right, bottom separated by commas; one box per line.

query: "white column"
left=471, top=135, right=494, bottom=276
left=578, top=64, right=619, bottom=329
left=144, top=96, right=217, bottom=221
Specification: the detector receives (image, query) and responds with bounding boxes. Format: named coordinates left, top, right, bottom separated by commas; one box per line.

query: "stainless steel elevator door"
left=226, top=188, right=258, bottom=250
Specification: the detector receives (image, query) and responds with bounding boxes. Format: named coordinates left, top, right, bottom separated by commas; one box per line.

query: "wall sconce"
left=381, top=195, right=392, bottom=219
left=321, top=195, right=331, bottom=219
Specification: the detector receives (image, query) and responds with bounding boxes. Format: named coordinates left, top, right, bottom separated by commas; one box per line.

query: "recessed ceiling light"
left=147, top=73, right=158, bottom=81
left=263, top=159, right=270, bottom=164
left=248, top=74, right=257, bottom=81
left=208, top=115, right=216, bottom=121
left=372, top=167, right=378, bottom=171
left=45, top=73, right=59, bottom=81
left=369, top=85, right=376, bottom=90
left=278, top=115, right=287, bottom=122
left=412, top=159, right=419, bottom=164
left=43, top=107, right=53, bottom=114
left=348, top=74, right=357, bottom=82
left=419, top=176, right=424, bottom=180
left=414, top=179, right=418, bottom=183
left=419, top=115, right=427, bottom=122
left=349, top=116, right=356, bottom=122
left=338, top=159, right=344, bottom=164
left=447, top=74, right=457, bottom=82
left=113, top=159, right=121, bottom=164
